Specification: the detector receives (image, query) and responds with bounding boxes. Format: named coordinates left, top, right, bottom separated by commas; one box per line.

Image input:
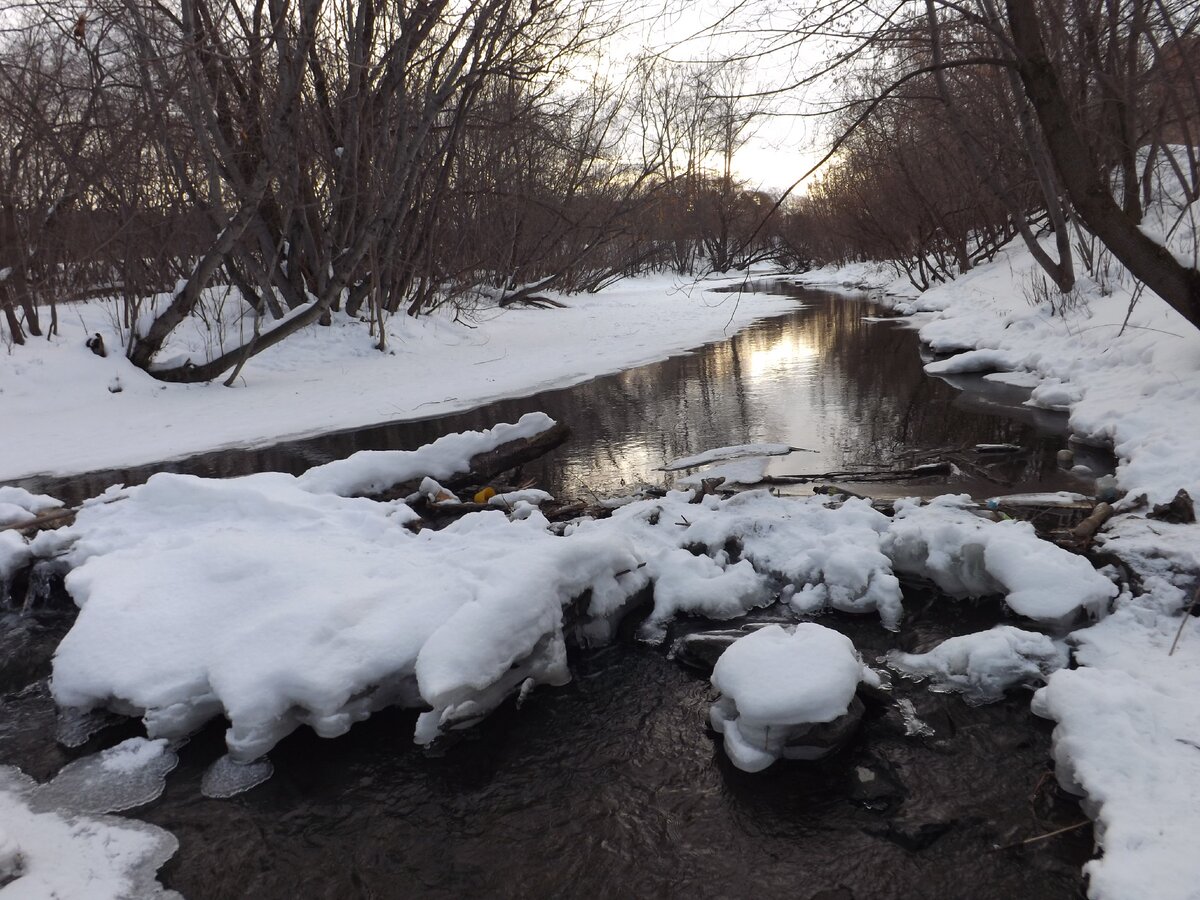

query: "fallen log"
left=443, top=421, right=571, bottom=489
left=2, top=508, right=77, bottom=536
left=761, top=462, right=952, bottom=485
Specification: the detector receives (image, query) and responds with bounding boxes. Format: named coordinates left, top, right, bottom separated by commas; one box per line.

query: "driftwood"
left=2, top=507, right=78, bottom=536
left=443, top=421, right=571, bottom=489
left=1071, top=501, right=1115, bottom=543
left=761, top=462, right=952, bottom=485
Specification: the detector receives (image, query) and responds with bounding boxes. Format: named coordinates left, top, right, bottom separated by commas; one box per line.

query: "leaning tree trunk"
left=1005, top=0, right=1200, bottom=331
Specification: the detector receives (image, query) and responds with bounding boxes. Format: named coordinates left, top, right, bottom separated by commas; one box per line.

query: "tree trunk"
left=1005, top=0, right=1200, bottom=330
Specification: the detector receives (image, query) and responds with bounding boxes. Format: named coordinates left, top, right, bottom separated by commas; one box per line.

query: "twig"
left=1169, top=586, right=1200, bottom=656
left=993, top=820, right=1091, bottom=851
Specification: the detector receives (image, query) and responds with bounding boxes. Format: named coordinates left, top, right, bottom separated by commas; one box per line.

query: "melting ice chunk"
left=34, top=737, right=178, bottom=815
left=201, top=754, right=274, bottom=798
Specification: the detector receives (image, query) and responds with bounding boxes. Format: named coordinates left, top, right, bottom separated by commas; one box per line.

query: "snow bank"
left=883, top=495, right=1117, bottom=623
left=1027, top=510, right=1200, bottom=900
left=802, top=178, right=1200, bottom=897
left=0, top=765, right=179, bottom=898
left=923, top=348, right=1021, bottom=375
left=709, top=624, right=874, bottom=772
left=0, top=273, right=799, bottom=483
left=886, top=625, right=1068, bottom=704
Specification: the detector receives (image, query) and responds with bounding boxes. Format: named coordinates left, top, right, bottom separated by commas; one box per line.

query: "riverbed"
left=1, top=285, right=1099, bottom=898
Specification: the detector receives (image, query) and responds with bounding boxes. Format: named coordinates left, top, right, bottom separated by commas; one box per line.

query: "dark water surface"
left=2, top=284, right=1097, bottom=898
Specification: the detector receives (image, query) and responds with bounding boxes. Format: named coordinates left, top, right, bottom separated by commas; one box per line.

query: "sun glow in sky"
left=603, top=0, right=828, bottom=194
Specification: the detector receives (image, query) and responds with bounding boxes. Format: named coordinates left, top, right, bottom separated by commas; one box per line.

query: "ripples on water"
left=3, top=285, right=1095, bottom=897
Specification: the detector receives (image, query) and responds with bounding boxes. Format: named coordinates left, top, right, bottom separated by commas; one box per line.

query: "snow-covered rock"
left=883, top=495, right=1117, bottom=623
left=886, top=625, right=1068, bottom=704
left=708, top=624, right=875, bottom=772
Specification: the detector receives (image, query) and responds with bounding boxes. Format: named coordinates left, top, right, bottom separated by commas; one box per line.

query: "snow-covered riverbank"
left=0, top=272, right=794, bottom=484
left=799, top=244, right=1200, bottom=900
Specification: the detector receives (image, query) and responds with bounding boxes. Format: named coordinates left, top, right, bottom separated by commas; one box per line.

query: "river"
left=1, top=284, right=1097, bottom=898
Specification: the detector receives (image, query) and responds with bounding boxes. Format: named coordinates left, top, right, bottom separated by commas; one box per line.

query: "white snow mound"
left=709, top=623, right=873, bottom=772
left=886, top=625, right=1068, bottom=703
left=883, top=495, right=1117, bottom=622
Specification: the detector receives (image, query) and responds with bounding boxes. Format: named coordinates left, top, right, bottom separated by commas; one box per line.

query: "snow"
left=661, top=442, right=795, bottom=471
left=886, top=625, right=1069, bottom=704
left=798, top=169, right=1200, bottom=898
left=883, top=495, right=1117, bottom=623
left=0, top=765, right=180, bottom=899
left=0, top=486, right=63, bottom=526
left=0, top=273, right=798, bottom=483
left=0, top=531, right=31, bottom=588
left=297, top=411, right=556, bottom=496
left=708, top=623, right=874, bottom=772
left=923, top=348, right=1021, bottom=375
left=676, top=457, right=771, bottom=487
left=711, top=624, right=867, bottom=724
left=37, top=454, right=933, bottom=761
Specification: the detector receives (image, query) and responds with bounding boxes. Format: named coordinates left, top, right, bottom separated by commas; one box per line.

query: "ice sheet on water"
left=0, top=764, right=180, bottom=898
left=200, top=754, right=275, bottom=799
left=34, top=738, right=178, bottom=815
left=661, top=442, right=795, bottom=471
left=895, top=698, right=935, bottom=737
left=55, top=706, right=126, bottom=748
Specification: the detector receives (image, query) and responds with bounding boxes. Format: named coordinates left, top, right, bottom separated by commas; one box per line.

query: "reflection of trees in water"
left=28, top=290, right=1072, bottom=507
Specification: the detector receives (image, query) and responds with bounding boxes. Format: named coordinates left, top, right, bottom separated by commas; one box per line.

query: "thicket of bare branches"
left=0, top=0, right=785, bottom=380
left=766, top=0, right=1200, bottom=315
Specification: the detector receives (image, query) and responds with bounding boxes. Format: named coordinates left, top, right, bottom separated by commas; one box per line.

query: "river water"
left=2, top=284, right=1097, bottom=898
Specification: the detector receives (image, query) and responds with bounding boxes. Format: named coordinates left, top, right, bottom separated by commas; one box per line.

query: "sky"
left=607, top=0, right=828, bottom=194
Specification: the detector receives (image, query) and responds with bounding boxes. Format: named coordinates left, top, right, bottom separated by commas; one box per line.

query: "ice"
left=883, top=495, right=1117, bottom=622
left=708, top=624, right=872, bottom=772
left=886, top=625, right=1069, bottom=704
left=662, top=442, right=795, bottom=471
left=55, top=706, right=125, bottom=749
left=0, top=765, right=180, bottom=898
left=33, top=738, right=178, bottom=815
left=200, top=755, right=275, bottom=799
left=894, top=698, right=935, bottom=737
